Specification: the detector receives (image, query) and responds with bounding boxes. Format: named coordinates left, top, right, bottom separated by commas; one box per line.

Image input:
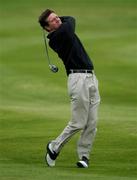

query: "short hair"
left=38, top=9, right=54, bottom=29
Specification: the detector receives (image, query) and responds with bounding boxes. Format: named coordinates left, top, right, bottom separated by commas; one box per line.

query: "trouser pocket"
left=67, top=74, right=81, bottom=97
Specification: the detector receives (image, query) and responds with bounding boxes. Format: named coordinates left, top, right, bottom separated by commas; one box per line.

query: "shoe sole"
left=46, top=153, right=55, bottom=167
left=45, top=143, right=55, bottom=167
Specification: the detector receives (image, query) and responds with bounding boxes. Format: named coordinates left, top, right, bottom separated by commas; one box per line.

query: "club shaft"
left=43, top=30, right=51, bottom=65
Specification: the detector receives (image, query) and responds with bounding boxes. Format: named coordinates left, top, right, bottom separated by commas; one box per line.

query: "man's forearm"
left=60, top=16, right=75, bottom=32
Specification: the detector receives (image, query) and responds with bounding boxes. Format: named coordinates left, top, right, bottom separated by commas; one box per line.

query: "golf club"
left=42, top=30, right=58, bottom=73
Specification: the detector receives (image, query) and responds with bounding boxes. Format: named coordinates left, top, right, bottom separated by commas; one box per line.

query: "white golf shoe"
left=45, top=142, right=59, bottom=167
left=77, top=156, right=89, bottom=168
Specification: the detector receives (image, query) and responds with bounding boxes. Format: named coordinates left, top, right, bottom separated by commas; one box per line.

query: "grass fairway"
left=0, top=0, right=137, bottom=179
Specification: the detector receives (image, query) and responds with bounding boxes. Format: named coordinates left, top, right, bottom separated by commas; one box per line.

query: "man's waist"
left=69, top=69, right=94, bottom=74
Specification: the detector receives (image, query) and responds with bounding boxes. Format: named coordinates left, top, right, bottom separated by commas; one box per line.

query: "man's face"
left=46, top=13, right=62, bottom=32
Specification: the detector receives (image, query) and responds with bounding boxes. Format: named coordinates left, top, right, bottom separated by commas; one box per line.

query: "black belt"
left=69, top=69, right=94, bottom=74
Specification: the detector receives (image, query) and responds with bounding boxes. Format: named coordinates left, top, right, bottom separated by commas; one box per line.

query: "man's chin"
left=56, top=23, right=62, bottom=29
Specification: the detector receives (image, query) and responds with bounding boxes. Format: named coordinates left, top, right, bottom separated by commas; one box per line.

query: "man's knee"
left=68, top=121, right=86, bottom=131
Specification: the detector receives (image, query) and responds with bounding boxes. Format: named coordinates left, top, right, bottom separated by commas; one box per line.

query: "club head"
left=49, top=64, right=58, bottom=73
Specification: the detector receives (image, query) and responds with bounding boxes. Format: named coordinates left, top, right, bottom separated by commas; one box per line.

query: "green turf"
left=0, top=0, right=137, bottom=179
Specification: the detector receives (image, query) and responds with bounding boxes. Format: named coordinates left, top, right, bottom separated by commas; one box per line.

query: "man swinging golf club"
left=38, top=9, right=100, bottom=168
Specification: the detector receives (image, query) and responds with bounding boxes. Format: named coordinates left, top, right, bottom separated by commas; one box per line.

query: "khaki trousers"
left=51, top=73, right=100, bottom=159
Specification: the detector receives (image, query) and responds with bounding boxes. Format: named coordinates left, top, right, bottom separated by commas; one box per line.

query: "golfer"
left=38, top=9, right=100, bottom=168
